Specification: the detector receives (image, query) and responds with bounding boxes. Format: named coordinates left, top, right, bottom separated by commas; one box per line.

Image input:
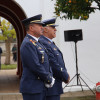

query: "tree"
left=0, top=18, right=16, bottom=65
left=52, top=0, right=100, bottom=20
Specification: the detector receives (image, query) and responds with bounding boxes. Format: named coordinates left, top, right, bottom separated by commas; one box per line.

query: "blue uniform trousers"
left=46, top=95, right=60, bottom=100
left=22, top=90, right=46, bottom=100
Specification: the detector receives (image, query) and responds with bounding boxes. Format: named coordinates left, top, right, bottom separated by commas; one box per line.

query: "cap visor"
left=33, top=22, right=44, bottom=25
left=51, top=25, right=59, bottom=27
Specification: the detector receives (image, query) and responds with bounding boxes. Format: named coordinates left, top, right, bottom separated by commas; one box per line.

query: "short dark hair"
left=25, top=23, right=34, bottom=31
left=25, top=24, right=30, bottom=31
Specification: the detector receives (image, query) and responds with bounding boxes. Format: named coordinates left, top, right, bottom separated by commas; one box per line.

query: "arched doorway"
left=0, top=0, right=27, bottom=77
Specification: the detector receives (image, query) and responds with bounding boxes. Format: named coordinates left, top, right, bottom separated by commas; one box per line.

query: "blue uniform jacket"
left=39, top=35, right=69, bottom=96
left=20, top=34, right=53, bottom=94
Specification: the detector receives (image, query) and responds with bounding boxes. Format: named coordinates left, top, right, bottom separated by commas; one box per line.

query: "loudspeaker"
left=64, top=29, right=83, bottom=42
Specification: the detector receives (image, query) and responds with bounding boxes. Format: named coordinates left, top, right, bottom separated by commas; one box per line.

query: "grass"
left=1, top=64, right=17, bottom=70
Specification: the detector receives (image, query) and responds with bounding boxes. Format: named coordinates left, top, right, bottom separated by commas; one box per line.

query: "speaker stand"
left=63, top=41, right=95, bottom=95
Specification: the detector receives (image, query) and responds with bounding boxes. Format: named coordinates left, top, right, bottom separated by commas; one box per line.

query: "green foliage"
left=0, top=18, right=16, bottom=41
left=1, top=64, right=17, bottom=70
left=53, top=0, right=100, bottom=20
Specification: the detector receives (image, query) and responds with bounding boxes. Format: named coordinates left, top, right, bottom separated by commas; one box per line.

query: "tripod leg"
left=79, top=76, right=95, bottom=95
left=63, top=74, right=77, bottom=89
left=78, top=75, right=84, bottom=91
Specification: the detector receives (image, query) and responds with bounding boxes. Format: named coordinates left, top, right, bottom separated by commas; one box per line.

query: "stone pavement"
left=0, top=55, right=96, bottom=100
left=1, top=56, right=17, bottom=64
left=0, top=56, right=22, bottom=100
left=0, top=70, right=19, bottom=93
left=0, top=94, right=22, bottom=100
left=0, top=69, right=23, bottom=100
left=0, top=69, right=96, bottom=100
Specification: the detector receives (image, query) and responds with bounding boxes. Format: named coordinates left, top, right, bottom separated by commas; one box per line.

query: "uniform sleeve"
left=46, top=46, right=69, bottom=82
left=20, top=42, right=52, bottom=84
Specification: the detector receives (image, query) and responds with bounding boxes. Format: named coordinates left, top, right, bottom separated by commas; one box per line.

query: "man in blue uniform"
left=39, top=18, right=70, bottom=100
left=20, top=14, right=55, bottom=100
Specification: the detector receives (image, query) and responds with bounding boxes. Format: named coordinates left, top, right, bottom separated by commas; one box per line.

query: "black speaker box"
left=64, top=29, right=83, bottom=42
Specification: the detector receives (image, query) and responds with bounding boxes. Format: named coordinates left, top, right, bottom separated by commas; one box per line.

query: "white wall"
left=16, top=0, right=100, bottom=91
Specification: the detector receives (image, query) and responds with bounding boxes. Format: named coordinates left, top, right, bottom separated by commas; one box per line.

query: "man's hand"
left=45, top=77, right=55, bottom=88
left=64, top=74, right=70, bottom=84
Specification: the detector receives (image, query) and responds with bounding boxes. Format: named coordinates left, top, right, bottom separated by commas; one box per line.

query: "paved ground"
left=0, top=69, right=22, bottom=100
left=1, top=56, right=17, bottom=64
left=0, top=56, right=96, bottom=100
left=0, top=69, right=96, bottom=100
left=0, top=56, right=22, bottom=100
left=0, top=69, right=19, bottom=93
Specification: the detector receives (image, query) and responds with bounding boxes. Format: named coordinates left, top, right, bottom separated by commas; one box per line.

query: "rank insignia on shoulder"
left=30, top=39, right=37, bottom=46
left=54, top=48, right=57, bottom=50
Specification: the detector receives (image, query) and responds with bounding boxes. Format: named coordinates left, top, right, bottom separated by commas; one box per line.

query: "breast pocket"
left=56, top=53, right=59, bottom=56
left=38, top=53, right=43, bottom=63
left=54, top=51, right=60, bottom=62
left=38, top=50, right=47, bottom=64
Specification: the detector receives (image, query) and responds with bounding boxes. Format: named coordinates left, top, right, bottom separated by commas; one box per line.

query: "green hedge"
left=1, top=64, right=17, bottom=70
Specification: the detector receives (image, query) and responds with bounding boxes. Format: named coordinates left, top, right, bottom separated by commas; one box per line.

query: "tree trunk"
left=5, top=40, right=11, bottom=65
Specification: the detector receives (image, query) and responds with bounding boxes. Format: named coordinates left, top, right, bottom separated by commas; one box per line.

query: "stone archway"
left=0, top=0, right=27, bottom=77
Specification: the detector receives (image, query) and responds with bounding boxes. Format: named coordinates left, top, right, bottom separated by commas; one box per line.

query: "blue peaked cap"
left=42, top=18, right=58, bottom=27
left=22, top=14, right=44, bottom=26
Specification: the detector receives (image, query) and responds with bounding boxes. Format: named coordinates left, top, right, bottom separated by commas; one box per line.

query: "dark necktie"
left=52, top=41, right=56, bottom=45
